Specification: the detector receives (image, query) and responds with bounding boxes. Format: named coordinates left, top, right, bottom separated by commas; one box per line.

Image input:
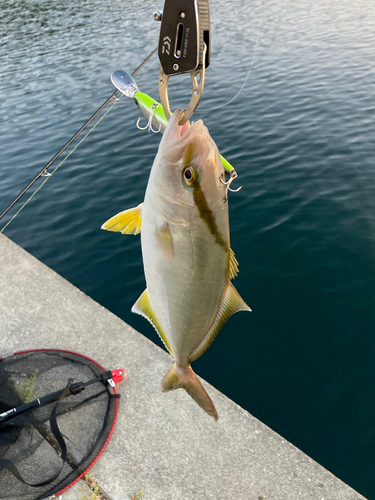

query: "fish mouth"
left=161, top=109, right=215, bottom=166
left=166, top=109, right=208, bottom=145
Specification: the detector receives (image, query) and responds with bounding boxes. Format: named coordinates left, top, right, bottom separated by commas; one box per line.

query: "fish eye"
left=183, top=166, right=196, bottom=186
left=184, top=168, right=193, bottom=180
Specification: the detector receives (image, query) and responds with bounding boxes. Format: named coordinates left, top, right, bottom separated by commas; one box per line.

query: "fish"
left=102, top=110, right=251, bottom=420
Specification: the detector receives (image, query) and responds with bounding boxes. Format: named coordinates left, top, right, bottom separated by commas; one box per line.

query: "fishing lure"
left=111, top=70, right=241, bottom=193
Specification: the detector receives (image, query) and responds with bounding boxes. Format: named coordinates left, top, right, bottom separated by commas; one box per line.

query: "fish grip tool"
left=0, top=349, right=124, bottom=499
left=157, top=0, right=211, bottom=124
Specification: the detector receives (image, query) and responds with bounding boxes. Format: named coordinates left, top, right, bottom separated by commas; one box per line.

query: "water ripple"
left=1, top=0, right=375, bottom=497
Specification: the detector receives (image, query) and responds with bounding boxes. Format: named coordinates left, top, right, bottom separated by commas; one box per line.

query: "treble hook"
left=228, top=185, right=242, bottom=193
left=136, top=103, right=160, bottom=133
left=136, top=114, right=153, bottom=131
left=150, top=120, right=162, bottom=133
left=220, top=169, right=242, bottom=193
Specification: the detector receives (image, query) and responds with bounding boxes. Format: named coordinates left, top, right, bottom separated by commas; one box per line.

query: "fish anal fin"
left=101, top=203, right=143, bottom=235
left=189, top=282, right=251, bottom=363
left=228, top=248, right=239, bottom=280
left=131, top=288, right=172, bottom=354
left=161, top=363, right=218, bottom=421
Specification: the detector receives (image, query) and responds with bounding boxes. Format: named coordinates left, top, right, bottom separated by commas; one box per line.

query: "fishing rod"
left=0, top=368, right=124, bottom=424
left=0, top=48, right=157, bottom=222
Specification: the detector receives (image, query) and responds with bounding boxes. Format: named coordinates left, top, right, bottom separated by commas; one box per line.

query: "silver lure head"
left=111, top=71, right=139, bottom=98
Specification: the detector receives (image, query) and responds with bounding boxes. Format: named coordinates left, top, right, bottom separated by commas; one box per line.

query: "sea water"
left=1, top=0, right=374, bottom=497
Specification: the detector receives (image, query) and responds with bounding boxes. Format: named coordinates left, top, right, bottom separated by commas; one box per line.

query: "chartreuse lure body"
left=111, top=70, right=235, bottom=174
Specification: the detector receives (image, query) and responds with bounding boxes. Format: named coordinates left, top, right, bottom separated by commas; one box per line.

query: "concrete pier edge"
left=0, top=233, right=367, bottom=500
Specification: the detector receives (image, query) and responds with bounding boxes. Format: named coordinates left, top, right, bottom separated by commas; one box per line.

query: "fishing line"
left=0, top=95, right=122, bottom=234
left=0, top=48, right=157, bottom=231
left=135, top=48, right=159, bottom=81
left=149, top=0, right=262, bottom=113
left=197, top=0, right=262, bottom=113
left=200, top=37, right=259, bottom=111
left=162, top=0, right=262, bottom=115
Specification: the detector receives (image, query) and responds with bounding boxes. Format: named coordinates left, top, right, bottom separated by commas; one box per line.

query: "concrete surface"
left=51, top=480, right=85, bottom=500
left=0, top=233, right=368, bottom=500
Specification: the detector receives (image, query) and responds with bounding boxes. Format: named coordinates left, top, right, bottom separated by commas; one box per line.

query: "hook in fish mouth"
left=220, top=169, right=242, bottom=193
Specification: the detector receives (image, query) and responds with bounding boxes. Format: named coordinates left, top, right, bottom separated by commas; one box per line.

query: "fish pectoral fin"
left=156, top=221, right=174, bottom=262
left=161, top=363, right=218, bottom=421
left=189, top=282, right=251, bottom=363
left=229, top=248, right=239, bottom=280
left=131, top=288, right=173, bottom=355
left=101, top=203, right=143, bottom=235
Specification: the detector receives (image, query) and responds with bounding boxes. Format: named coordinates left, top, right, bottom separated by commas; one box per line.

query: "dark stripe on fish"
left=185, top=144, right=195, bottom=164
left=184, top=142, right=227, bottom=251
left=193, top=183, right=227, bottom=251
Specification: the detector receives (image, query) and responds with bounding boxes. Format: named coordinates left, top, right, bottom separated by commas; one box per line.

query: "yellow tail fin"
left=161, top=363, right=218, bottom=421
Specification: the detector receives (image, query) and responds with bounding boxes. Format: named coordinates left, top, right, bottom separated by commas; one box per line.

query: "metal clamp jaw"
left=156, top=0, right=210, bottom=125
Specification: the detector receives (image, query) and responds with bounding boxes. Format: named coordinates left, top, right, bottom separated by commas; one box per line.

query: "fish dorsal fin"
left=131, top=288, right=173, bottom=355
left=101, top=203, right=143, bottom=235
left=189, top=282, right=251, bottom=363
left=228, top=248, right=239, bottom=280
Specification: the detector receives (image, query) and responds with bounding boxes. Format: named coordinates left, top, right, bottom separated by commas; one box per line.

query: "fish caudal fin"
left=161, top=363, right=218, bottom=421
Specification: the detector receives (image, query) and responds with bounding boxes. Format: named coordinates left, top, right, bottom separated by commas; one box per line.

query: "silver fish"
left=102, top=110, right=250, bottom=420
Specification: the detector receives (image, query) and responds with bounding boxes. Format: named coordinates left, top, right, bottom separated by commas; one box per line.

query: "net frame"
left=0, top=348, right=119, bottom=500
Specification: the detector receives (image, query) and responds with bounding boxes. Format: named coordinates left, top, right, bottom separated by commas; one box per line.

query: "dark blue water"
left=1, top=0, right=375, bottom=497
